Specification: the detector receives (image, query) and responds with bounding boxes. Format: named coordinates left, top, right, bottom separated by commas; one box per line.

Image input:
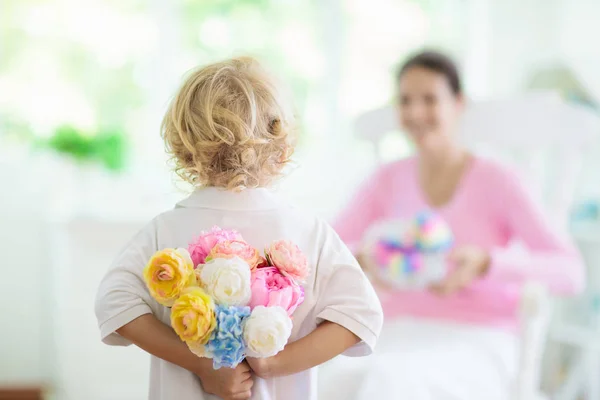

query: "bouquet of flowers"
left=362, top=210, right=454, bottom=289
left=143, top=226, right=309, bottom=369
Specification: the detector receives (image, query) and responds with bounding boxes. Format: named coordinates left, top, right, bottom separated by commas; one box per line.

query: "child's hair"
left=161, top=56, right=294, bottom=191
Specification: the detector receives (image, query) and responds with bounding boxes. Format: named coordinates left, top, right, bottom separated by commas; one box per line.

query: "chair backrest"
left=458, top=92, right=599, bottom=231
left=353, top=92, right=600, bottom=231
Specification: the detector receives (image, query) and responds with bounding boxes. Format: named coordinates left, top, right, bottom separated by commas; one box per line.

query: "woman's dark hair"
left=396, top=50, right=462, bottom=96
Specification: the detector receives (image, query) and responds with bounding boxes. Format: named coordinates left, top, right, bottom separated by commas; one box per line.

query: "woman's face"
left=397, top=66, right=463, bottom=151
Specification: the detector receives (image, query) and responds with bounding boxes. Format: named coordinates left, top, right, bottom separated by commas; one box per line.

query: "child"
left=95, top=57, right=383, bottom=400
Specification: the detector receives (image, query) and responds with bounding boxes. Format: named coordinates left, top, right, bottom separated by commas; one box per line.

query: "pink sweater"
left=333, top=156, right=585, bottom=331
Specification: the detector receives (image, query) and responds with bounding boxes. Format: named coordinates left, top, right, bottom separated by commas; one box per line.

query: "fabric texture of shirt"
left=95, top=187, right=383, bottom=400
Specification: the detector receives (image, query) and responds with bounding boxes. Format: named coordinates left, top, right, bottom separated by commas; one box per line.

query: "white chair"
left=351, top=92, right=600, bottom=400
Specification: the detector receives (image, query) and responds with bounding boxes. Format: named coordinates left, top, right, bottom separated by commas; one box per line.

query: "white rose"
left=199, top=256, right=252, bottom=306
left=243, top=306, right=292, bottom=358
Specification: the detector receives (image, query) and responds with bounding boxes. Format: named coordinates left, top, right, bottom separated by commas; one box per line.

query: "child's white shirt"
left=95, top=187, right=383, bottom=400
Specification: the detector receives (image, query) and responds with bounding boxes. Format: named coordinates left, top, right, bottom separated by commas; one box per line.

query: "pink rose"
left=188, top=226, right=243, bottom=267
left=265, top=240, right=310, bottom=283
left=249, top=267, right=304, bottom=316
left=207, top=240, right=262, bottom=270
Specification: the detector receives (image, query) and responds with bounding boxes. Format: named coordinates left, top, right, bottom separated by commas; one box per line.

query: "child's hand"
left=246, top=356, right=274, bottom=379
left=195, top=359, right=254, bottom=400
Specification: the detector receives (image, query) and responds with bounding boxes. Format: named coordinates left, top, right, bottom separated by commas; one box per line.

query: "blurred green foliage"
left=1, top=0, right=319, bottom=156
left=46, top=125, right=128, bottom=172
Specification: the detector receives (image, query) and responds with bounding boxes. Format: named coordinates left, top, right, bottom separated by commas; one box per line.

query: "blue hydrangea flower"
left=205, top=305, right=251, bottom=369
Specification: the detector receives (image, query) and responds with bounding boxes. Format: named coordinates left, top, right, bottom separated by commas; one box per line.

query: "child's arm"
left=95, top=221, right=253, bottom=399
left=247, top=321, right=359, bottom=378
left=118, top=314, right=254, bottom=399
left=247, top=223, right=384, bottom=378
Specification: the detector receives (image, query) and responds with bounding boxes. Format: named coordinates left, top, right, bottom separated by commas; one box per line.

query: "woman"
left=331, top=51, right=585, bottom=399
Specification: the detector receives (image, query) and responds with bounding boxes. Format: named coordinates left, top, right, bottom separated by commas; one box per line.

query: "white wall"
left=50, top=219, right=150, bottom=400
left=0, top=151, right=53, bottom=385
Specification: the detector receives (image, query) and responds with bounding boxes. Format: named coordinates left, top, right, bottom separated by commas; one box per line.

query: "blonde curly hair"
left=161, top=57, right=295, bottom=191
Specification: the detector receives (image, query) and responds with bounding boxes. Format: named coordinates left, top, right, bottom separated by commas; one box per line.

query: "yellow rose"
left=143, top=248, right=197, bottom=307
left=171, top=287, right=216, bottom=344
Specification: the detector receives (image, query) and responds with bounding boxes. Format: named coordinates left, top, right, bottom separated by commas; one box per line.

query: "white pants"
left=319, top=317, right=518, bottom=400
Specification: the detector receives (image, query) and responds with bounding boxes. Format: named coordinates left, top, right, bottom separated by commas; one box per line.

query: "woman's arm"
left=247, top=321, right=359, bottom=378
left=485, top=167, right=585, bottom=295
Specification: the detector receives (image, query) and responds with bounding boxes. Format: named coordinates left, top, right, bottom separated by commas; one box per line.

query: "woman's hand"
left=356, top=253, right=395, bottom=293
left=355, top=253, right=369, bottom=271
left=429, top=245, right=491, bottom=296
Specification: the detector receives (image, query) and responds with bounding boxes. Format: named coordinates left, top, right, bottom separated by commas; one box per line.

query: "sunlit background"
left=2, top=0, right=600, bottom=399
